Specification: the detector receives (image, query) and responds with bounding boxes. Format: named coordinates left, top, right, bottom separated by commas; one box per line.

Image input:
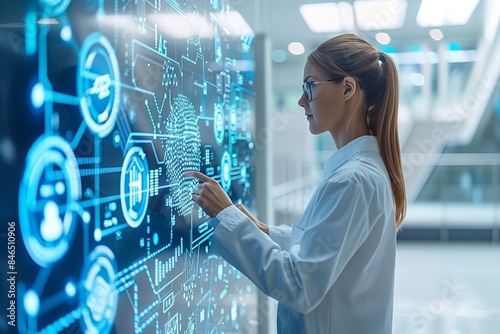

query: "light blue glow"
left=40, top=184, right=53, bottom=198
left=271, top=49, right=287, bottom=63
left=449, top=42, right=461, bottom=51
left=31, top=83, right=45, bottom=108
left=55, top=181, right=65, bottom=195
left=409, top=44, right=422, bottom=52
left=82, top=211, right=91, bottom=224
left=24, top=290, right=39, bottom=316
left=153, top=233, right=159, bottom=245
left=40, top=201, right=63, bottom=242
left=60, top=26, right=72, bottom=41
left=94, top=228, right=102, bottom=242
left=65, top=281, right=76, bottom=297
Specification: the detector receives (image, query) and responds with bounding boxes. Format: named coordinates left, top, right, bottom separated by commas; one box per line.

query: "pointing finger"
left=183, top=171, right=212, bottom=182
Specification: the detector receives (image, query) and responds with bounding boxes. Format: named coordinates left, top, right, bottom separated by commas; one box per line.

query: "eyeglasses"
left=302, top=78, right=343, bottom=102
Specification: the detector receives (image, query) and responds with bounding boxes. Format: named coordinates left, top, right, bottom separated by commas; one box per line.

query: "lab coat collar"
left=323, top=135, right=379, bottom=174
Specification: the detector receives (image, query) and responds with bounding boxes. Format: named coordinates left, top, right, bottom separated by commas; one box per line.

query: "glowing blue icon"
left=78, top=33, right=120, bottom=138
left=89, top=74, right=111, bottom=101
left=19, top=136, right=81, bottom=267
left=31, top=82, right=45, bottom=108
left=40, top=201, right=63, bottom=242
left=81, top=246, right=117, bottom=334
left=120, top=147, right=149, bottom=228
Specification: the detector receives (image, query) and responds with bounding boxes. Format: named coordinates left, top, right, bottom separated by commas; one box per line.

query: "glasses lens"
left=302, top=82, right=311, bottom=101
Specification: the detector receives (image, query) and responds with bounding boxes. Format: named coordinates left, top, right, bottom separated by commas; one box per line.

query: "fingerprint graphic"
left=165, top=95, right=201, bottom=216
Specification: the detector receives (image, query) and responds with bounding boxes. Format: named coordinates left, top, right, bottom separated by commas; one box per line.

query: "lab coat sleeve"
left=210, top=179, right=371, bottom=314
left=268, top=225, right=292, bottom=250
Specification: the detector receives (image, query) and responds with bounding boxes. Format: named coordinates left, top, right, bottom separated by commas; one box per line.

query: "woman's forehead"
left=303, top=61, right=323, bottom=78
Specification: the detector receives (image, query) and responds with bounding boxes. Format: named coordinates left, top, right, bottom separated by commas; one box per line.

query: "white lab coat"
left=211, top=135, right=396, bottom=333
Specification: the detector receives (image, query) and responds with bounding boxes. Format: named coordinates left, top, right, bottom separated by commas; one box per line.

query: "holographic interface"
left=6, top=0, right=257, bottom=333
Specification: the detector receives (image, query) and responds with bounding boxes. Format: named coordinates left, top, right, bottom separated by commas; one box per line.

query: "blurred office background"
left=237, top=0, right=500, bottom=333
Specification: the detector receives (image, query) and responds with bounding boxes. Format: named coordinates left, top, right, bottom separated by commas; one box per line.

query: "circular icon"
left=18, top=136, right=81, bottom=267
left=78, top=32, right=121, bottom=138
left=39, top=0, right=72, bottom=16
left=214, top=103, right=224, bottom=145
left=165, top=94, right=201, bottom=216
left=221, top=151, right=231, bottom=192
left=81, top=246, right=117, bottom=334
left=120, top=147, right=150, bottom=228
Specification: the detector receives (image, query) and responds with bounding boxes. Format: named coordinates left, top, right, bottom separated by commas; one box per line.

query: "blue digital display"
left=0, top=0, right=257, bottom=333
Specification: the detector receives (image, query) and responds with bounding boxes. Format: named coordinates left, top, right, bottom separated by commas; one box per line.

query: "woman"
left=185, top=33, right=406, bottom=333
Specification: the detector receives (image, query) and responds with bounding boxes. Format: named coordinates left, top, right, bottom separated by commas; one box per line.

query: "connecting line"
left=139, top=311, right=159, bottom=332
left=101, top=223, right=128, bottom=237
left=38, top=289, right=73, bottom=317
left=33, top=267, right=52, bottom=295
left=120, top=81, right=156, bottom=96
left=115, top=264, right=186, bottom=296
left=145, top=99, right=156, bottom=133
left=210, top=12, right=230, bottom=35
left=78, top=167, right=122, bottom=177
left=76, top=194, right=122, bottom=209
left=71, top=123, right=87, bottom=150
left=38, top=308, right=82, bottom=334
left=49, top=91, right=80, bottom=105
left=192, top=227, right=214, bottom=246
left=231, top=82, right=256, bottom=95
left=166, top=0, right=183, bottom=14
left=116, top=244, right=170, bottom=278
left=38, top=23, right=49, bottom=83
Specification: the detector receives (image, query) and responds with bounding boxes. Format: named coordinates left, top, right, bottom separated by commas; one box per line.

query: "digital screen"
left=0, top=0, right=257, bottom=333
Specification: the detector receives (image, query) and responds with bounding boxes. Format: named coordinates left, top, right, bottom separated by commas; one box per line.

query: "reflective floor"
left=393, top=242, right=500, bottom=334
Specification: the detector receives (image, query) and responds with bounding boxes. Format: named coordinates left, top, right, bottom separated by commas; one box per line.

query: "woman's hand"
left=183, top=171, right=233, bottom=218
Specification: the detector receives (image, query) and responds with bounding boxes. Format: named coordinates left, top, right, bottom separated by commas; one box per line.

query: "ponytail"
left=372, top=53, right=406, bottom=229
left=309, top=34, right=406, bottom=229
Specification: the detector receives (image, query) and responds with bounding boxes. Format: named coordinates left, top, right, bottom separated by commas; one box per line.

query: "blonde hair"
left=308, top=33, right=406, bottom=229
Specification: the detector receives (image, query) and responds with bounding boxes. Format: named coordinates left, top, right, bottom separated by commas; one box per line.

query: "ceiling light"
left=211, top=11, right=254, bottom=36
left=271, top=49, right=287, bottom=63
left=416, top=0, right=480, bottom=27
left=299, top=2, right=355, bottom=33
left=429, top=29, right=444, bottom=41
left=354, top=0, right=407, bottom=30
left=375, top=32, right=391, bottom=45
left=147, top=13, right=214, bottom=39
left=288, top=42, right=305, bottom=55
left=410, top=73, right=425, bottom=86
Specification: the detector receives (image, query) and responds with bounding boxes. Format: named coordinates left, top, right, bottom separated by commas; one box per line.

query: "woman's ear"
left=342, top=77, right=357, bottom=101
